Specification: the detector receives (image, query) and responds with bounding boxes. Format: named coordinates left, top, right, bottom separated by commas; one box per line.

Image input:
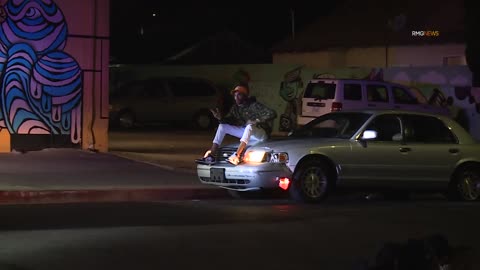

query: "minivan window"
left=304, top=82, right=336, bottom=100
left=367, top=85, right=389, bottom=103
left=343, top=83, right=362, bottom=100
left=392, top=87, right=418, bottom=104
left=169, top=80, right=216, bottom=97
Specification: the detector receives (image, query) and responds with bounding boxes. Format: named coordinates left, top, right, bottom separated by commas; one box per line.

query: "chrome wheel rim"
left=301, top=167, right=327, bottom=199
left=458, top=170, right=480, bottom=201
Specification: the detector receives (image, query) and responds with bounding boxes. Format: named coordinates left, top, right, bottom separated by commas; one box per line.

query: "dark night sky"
left=109, top=2, right=344, bottom=64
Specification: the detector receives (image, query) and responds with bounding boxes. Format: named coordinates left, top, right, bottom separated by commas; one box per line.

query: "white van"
left=297, top=78, right=450, bottom=126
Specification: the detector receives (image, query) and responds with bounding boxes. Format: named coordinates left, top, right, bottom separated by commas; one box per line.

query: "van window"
left=112, top=80, right=166, bottom=98
left=367, top=85, right=389, bottom=103
left=392, top=87, right=418, bottom=104
left=343, top=83, right=362, bottom=100
left=169, top=79, right=216, bottom=97
left=304, top=82, right=336, bottom=100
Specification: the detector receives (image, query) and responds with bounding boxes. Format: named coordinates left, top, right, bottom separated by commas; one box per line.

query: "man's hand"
left=209, top=108, right=222, bottom=120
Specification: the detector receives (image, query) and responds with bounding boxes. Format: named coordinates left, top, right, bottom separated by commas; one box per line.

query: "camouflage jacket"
left=220, top=98, right=277, bottom=135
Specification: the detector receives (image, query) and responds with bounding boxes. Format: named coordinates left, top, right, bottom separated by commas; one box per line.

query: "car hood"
left=243, top=137, right=348, bottom=152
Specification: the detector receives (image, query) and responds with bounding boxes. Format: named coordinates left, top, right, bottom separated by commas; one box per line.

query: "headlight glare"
left=243, top=151, right=267, bottom=163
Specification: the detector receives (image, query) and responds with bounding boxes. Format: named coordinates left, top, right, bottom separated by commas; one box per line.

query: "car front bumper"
left=197, top=162, right=293, bottom=191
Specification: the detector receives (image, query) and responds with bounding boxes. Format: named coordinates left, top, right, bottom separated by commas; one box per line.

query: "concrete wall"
left=0, top=0, right=110, bottom=152
left=273, top=44, right=466, bottom=69
left=111, top=64, right=479, bottom=140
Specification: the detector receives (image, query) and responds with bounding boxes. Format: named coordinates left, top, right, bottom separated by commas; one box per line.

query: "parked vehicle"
left=297, top=78, right=450, bottom=126
left=197, top=110, right=480, bottom=203
left=109, top=77, right=224, bottom=129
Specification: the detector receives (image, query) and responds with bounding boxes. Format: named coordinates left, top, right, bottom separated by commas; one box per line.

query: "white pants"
left=213, top=124, right=267, bottom=146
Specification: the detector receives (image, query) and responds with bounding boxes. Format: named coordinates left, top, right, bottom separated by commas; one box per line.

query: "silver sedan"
left=197, top=110, right=480, bottom=203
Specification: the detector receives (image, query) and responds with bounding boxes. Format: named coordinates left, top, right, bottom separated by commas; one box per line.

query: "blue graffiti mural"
left=0, top=0, right=82, bottom=144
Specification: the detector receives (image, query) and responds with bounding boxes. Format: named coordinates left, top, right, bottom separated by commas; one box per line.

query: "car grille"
left=215, top=147, right=237, bottom=162
left=200, top=177, right=251, bottom=185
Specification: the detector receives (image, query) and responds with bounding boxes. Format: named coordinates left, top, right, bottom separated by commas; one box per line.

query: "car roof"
left=331, top=109, right=444, bottom=117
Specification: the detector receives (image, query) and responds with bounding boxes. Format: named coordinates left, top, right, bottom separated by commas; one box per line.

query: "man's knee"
left=218, top=124, right=226, bottom=131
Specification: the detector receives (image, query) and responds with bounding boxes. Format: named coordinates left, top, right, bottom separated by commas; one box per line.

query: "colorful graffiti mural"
left=279, top=66, right=303, bottom=131
left=0, top=0, right=82, bottom=145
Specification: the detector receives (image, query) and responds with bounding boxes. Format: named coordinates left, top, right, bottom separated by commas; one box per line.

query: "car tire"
left=447, top=164, right=480, bottom=201
left=290, top=159, right=332, bottom=203
left=193, top=110, right=215, bottom=130
left=118, top=110, right=136, bottom=129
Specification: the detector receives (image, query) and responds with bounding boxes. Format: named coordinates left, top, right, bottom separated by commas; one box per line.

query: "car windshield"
left=291, top=112, right=372, bottom=139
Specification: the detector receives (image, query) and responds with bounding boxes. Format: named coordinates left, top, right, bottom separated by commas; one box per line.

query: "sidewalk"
left=0, top=148, right=229, bottom=204
left=0, top=129, right=289, bottom=204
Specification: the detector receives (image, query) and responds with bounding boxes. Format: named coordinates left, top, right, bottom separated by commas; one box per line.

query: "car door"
left=391, top=86, right=422, bottom=111
left=341, top=81, right=363, bottom=110
left=343, top=114, right=405, bottom=186
left=365, top=83, right=393, bottom=110
left=132, top=79, right=171, bottom=124
left=399, top=115, right=462, bottom=183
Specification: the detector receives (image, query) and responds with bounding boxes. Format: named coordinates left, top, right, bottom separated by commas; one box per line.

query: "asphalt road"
left=0, top=198, right=478, bottom=270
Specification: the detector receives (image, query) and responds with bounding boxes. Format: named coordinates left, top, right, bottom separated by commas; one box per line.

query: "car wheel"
left=448, top=165, right=480, bottom=201
left=118, top=111, right=135, bottom=129
left=290, top=160, right=331, bottom=203
left=193, top=110, right=214, bottom=130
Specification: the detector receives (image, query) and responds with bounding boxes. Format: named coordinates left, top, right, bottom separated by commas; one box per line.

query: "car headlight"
left=243, top=150, right=289, bottom=164
left=243, top=150, right=268, bottom=163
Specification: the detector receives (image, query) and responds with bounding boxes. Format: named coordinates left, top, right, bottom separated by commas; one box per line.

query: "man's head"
left=231, top=84, right=249, bottom=106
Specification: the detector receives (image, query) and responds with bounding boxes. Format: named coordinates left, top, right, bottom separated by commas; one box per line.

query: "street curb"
left=0, top=188, right=230, bottom=204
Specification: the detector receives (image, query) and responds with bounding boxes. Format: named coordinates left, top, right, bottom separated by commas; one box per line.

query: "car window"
left=343, top=83, right=362, bottom=100
left=403, top=115, right=457, bottom=144
left=367, top=85, right=389, bottom=103
left=392, top=87, right=418, bottom=104
left=112, top=81, right=146, bottom=98
left=292, top=112, right=372, bottom=139
left=143, top=80, right=167, bottom=98
left=304, top=82, right=336, bottom=100
left=169, top=79, right=216, bottom=97
left=365, top=115, right=402, bottom=142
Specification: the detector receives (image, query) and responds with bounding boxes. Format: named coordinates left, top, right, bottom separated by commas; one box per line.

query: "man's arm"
left=218, top=105, right=240, bottom=125
left=251, top=102, right=277, bottom=123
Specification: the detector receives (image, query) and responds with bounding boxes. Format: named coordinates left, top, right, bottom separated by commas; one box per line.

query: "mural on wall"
left=387, top=68, right=480, bottom=139
left=278, top=66, right=303, bottom=131
left=0, top=0, right=82, bottom=144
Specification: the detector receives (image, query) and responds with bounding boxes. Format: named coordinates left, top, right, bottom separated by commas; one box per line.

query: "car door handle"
left=449, top=148, right=460, bottom=154
left=368, top=104, right=376, bottom=107
left=399, top=147, right=411, bottom=153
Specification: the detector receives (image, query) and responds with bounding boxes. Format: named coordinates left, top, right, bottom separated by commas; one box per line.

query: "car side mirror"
left=361, top=130, right=378, bottom=140
left=359, top=130, right=377, bottom=148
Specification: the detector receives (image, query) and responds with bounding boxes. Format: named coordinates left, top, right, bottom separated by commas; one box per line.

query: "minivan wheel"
left=290, top=160, right=331, bottom=203
left=118, top=111, right=135, bottom=129
left=448, top=165, right=480, bottom=201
